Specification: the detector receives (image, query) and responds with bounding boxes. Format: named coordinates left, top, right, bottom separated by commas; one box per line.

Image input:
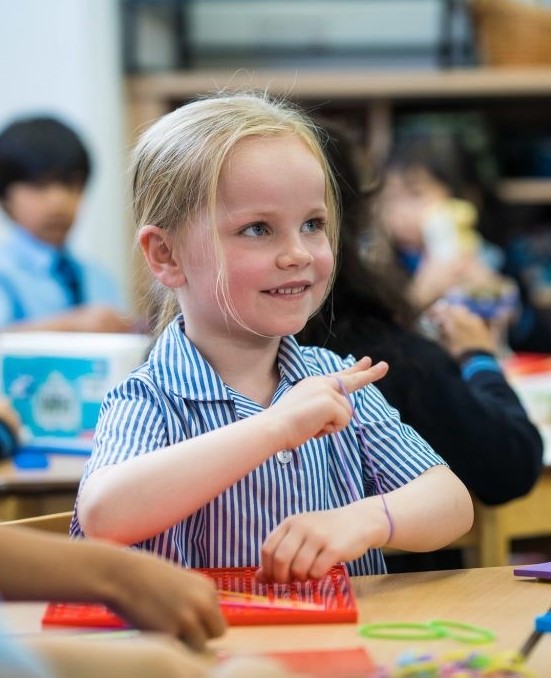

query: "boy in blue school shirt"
left=0, top=116, right=133, bottom=333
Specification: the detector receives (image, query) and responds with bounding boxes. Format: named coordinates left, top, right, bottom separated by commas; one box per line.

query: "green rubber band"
left=358, top=622, right=446, bottom=641
left=428, top=620, right=496, bottom=645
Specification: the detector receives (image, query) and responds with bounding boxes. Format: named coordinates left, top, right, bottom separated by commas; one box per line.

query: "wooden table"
left=3, top=567, right=550, bottom=675
left=0, top=455, right=86, bottom=521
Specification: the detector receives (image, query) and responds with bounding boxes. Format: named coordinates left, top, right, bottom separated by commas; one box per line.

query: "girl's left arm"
left=368, top=464, right=473, bottom=551
left=259, top=464, right=472, bottom=583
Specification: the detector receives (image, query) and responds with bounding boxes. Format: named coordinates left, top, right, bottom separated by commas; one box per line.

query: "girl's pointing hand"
left=269, top=357, right=388, bottom=451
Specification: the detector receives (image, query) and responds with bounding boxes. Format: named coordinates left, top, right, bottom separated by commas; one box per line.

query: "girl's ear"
left=138, top=225, right=186, bottom=289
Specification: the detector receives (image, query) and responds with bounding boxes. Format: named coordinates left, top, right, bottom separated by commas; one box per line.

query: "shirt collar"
left=150, top=315, right=312, bottom=403
left=5, top=221, right=64, bottom=273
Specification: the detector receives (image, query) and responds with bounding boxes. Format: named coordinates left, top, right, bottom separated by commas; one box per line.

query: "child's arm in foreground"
left=259, top=464, right=473, bottom=583
left=78, top=357, right=388, bottom=544
left=21, top=636, right=209, bottom=678
left=0, top=526, right=225, bottom=650
left=24, top=637, right=295, bottom=678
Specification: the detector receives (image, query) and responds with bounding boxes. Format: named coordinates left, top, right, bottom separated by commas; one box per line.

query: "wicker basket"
left=470, top=0, right=551, bottom=66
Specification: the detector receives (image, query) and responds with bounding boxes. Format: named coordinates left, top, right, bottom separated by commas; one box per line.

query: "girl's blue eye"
left=302, top=218, right=324, bottom=233
left=242, top=223, right=269, bottom=237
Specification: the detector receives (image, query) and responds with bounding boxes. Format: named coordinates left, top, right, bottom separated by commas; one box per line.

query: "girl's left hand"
left=256, top=503, right=377, bottom=584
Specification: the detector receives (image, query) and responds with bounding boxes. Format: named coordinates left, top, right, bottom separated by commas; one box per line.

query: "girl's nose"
left=276, top=241, right=314, bottom=269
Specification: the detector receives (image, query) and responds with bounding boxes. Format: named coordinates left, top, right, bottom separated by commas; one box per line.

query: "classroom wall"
left=0, top=0, right=129, bottom=304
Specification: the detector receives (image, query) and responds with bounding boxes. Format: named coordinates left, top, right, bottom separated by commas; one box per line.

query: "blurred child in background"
left=0, top=116, right=135, bottom=333
left=376, top=133, right=551, bottom=354
left=300, top=124, right=543, bottom=575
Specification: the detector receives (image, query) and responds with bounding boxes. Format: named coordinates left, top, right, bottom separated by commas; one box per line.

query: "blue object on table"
left=13, top=451, right=50, bottom=469
left=17, top=440, right=92, bottom=457
left=536, top=612, right=551, bottom=633
left=446, top=285, right=519, bottom=321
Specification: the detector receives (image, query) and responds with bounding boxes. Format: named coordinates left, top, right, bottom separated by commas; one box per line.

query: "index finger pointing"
left=335, top=361, right=389, bottom=395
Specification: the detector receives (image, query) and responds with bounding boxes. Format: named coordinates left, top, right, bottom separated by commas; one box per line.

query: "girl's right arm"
left=78, top=358, right=388, bottom=545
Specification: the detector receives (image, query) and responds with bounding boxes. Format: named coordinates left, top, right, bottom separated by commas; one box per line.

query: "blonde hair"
left=131, top=90, right=340, bottom=333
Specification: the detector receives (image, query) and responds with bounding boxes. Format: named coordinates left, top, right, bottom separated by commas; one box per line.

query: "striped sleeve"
left=300, top=345, right=446, bottom=490
left=353, top=382, right=447, bottom=493
left=80, top=374, right=170, bottom=483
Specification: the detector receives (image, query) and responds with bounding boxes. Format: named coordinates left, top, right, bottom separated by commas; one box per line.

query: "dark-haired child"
left=377, top=133, right=551, bottom=353
left=0, top=116, right=132, bottom=332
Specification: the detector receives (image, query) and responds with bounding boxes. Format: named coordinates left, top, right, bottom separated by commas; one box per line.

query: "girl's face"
left=380, top=166, right=450, bottom=251
left=178, top=134, right=334, bottom=343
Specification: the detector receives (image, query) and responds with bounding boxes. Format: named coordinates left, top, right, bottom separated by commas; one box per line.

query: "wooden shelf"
left=127, top=66, right=551, bottom=103
left=126, top=66, right=551, bottom=136
left=126, top=67, right=551, bottom=204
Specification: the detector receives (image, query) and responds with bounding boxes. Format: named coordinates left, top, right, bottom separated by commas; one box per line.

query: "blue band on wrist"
left=461, top=355, right=502, bottom=380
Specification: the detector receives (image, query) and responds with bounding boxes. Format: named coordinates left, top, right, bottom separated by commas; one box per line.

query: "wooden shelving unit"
left=126, top=66, right=551, bottom=206
left=126, top=66, right=551, bottom=114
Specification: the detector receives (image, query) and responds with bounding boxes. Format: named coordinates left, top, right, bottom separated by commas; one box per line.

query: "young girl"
left=71, top=92, right=473, bottom=582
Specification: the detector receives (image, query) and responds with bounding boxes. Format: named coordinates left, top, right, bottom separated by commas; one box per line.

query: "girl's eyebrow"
left=231, top=203, right=328, bottom=220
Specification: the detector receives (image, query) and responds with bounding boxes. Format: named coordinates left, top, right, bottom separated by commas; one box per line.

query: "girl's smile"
left=263, top=281, right=311, bottom=297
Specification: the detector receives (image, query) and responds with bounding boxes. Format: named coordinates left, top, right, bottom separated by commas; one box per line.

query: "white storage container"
left=0, top=332, right=151, bottom=448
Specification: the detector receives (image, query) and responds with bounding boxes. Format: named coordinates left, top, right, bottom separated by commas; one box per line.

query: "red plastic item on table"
left=42, top=563, right=358, bottom=628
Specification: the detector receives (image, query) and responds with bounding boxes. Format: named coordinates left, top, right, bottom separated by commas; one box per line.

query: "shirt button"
left=276, top=450, right=294, bottom=465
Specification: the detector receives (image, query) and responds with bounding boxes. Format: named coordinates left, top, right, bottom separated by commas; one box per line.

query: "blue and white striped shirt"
left=71, top=316, right=445, bottom=575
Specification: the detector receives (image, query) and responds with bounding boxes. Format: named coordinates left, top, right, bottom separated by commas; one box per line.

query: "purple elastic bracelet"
left=332, top=376, right=395, bottom=546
